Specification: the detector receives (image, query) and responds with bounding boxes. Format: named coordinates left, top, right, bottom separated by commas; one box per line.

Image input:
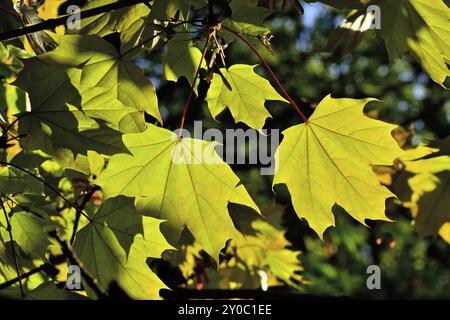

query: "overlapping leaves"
left=73, top=196, right=173, bottom=299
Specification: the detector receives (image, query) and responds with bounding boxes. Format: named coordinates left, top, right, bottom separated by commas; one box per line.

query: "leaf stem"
left=70, top=185, right=100, bottom=245
left=178, top=34, right=212, bottom=135
left=120, top=20, right=193, bottom=58
left=0, top=161, right=92, bottom=222
left=0, top=255, right=64, bottom=291
left=222, top=25, right=308, bottom=122
left=0, top=194, right=25, bottom=298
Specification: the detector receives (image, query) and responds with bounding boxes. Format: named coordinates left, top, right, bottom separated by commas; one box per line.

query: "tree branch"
left=0, top=0, right=151, bottom=42
left=0, top=195, right=24, bottom=298
left=0, top=161, right=92, bottom=222
left=0, top=255, right=64, bottom=291
left=50, top=231, right=107, bottom=299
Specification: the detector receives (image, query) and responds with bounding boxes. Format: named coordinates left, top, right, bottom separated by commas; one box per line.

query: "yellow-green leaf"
left=206, top=64, right=288, bottom=130
left=162, top=33, right=206, bottom=94
left=73, top=196, right=173, bottom=299
left=273, top=95, right=402, bottom=237
left=95, top=124, right=260, bottom=260
left=378, top=0, right=450, bottom=87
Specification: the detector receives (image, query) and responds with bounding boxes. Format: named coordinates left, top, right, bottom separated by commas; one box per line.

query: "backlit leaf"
left=273, top=95, right=402, bottom=237
left=73, top=196, right=173, bottom=299
left=95, top=125, right=260, bottom=260
left=206, top=64, right=287, bottom=130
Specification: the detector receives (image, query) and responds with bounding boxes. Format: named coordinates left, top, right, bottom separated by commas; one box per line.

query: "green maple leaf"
left=231, top=203, right=303, bottom=287
left=0, top=152, right=46, bottom=195
left=0, top=211, right=56, bottom=259
left=149, top=0, right=206, bottom=20
left=378, top=0, right=450, bottom=88
left=206, top=65, right=288, bottom=130
left=223, top=1, right=272, bottom=36
left=413, top=171, right=450, bottom=237
left=0, top=166, right=43, bottom=195
left=95, top=124, right=260, bottom=260
left=162, top=33, right=207, bottom=94
left=15, top=66, right=141, bottom=128
left=68, top=0, right=151, bottom=55
left=14, top=66, right=138, bottom=156
left=400, top=138, right=450, bottom=238
left=20, top=33, right=161, bottom=123
left=273, top=95, right=402, bottom=237
left=73, top=196, right=173, bottom=300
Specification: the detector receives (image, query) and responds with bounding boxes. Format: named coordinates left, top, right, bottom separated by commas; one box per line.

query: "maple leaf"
left=21, top=33, right=161, bottom=123
left=73, top=196, right=173, bottom=300
left=398, top=138, right=450, bottom=239
left=222, top=0, right=272, bottom=36
left=95, top=124, right=260, bottom=260
left=163, top=33, right=207, bottom=94
left=67, top=0, right=151, bottom=55
left=273, top=95, right=402, bottom=237
left=206, top=64, right=288, bottom=130
left=378, top=0, right=450, bottom=88
left=230, top=202, right=303, bottom=287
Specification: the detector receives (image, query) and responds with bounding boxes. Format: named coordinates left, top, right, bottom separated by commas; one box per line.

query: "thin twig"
left=70, top=186, right=100, bottom=245
left=51, top=231, right=107, bottom=299
left=120, top=20, right=192, bottom=58
left=0, top=195, right=24, bottom=298
left=222, top=25, right=308, bottom=122
left=0, top=255, right=64, bottom=291
left=0, top=161, right=91, bottom=222
left=178, top=34, right=212, bottom=135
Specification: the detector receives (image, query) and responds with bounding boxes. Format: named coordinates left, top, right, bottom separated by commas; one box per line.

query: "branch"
left=50, top=231, right=107, bottom=299
left=0, top=161, right=92, bottom=222
left=0, top=0, right=151, bottom=42
left=0, top=255, right=64, bottom=291
left=70, top=185, right=100, bottom=245
left=222, top=25, right=308, bottom=122
left=0, top=195, right=24, bottom=298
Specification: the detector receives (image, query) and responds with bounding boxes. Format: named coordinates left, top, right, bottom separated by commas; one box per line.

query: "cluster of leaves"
left=0, top=0, right=448, bottom=299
